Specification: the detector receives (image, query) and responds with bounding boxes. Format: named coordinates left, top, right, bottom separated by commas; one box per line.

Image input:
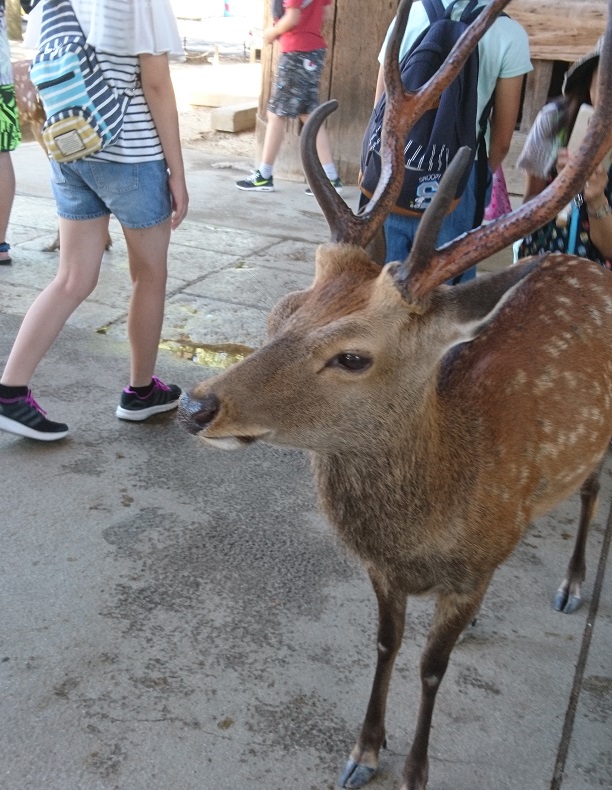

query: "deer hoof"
left=553, top=589, right=581, bottom=614
left=338, top=759, right=376, bottom=788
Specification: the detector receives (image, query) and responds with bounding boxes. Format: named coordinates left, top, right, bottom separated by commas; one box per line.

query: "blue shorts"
left=49, top=158, right=172, bottom=229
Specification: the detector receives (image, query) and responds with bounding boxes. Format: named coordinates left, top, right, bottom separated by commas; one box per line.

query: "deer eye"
left=328, top=352, right=372, bottom=372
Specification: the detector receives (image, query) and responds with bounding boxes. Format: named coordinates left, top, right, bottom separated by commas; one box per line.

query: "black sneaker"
left=0, top=389, right=68, bottom=441
left=236, top=170, right=275, bottom=192
left=116, top=376, right=181, bottom=421
left=0, top=241, right=11, bottom=265
left=305, top=177, right=343, bottom=196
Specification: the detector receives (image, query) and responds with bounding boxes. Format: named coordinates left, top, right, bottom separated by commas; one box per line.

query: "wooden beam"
left=508, top=0, right=606, bottom=61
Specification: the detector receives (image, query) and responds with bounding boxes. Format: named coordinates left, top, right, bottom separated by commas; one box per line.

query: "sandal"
left=0, top=242, right=11, bottom=266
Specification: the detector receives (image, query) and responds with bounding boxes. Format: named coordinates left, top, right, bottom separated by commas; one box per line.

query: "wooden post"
left=6, top=0, right=23, bottom=42
left=520, top=61, right=554, bottom=133
left=256, top=0, right=399, bottom=184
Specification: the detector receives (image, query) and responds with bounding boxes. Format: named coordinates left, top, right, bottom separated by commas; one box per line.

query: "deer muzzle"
left=177, top=392, right=220, bottom=435
left=178, top=391, right=268, bottom=449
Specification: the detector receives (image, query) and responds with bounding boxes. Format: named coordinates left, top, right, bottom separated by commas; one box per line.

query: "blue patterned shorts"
left=268, top=49, right=325, bottom=118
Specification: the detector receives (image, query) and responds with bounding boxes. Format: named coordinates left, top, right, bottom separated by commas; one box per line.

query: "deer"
left=12, top=59, right=112, bottom=252
left=177, top=0, right=612, bottom=787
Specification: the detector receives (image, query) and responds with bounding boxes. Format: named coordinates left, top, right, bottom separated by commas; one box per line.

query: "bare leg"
left=122, top=219, right=171, bottom=387
left=0, top=152, right=15, bottom=261
left=260, top=111, right=286, bottom=167
left=1, top=216, right=109, bottom=385
left=554, top=461, right=603, bottom=614
left=339, top=574, right=407, bottom=788
left=402, top=581, right=491, bottom=790
left=299, top=113, right=335, bottom=167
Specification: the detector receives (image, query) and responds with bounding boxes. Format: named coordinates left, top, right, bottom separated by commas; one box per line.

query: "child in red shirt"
left=236, top=0, right=342, bottom=194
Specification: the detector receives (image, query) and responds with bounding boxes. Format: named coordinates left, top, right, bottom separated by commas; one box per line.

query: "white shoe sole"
left=0, top=414, right=68, bottom=441
left=115, top=400, right=179, bottom=421
left=236, top=185, right=275, bottom=192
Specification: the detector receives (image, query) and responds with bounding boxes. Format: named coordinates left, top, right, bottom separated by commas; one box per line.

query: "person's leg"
left=0, top=215, right=109, bottom=440
left=299, top=113, right=335, bottom=168
left=122, top=219, right=172, bottom=387
left=0, top=151, right=15, bottom=263
left=384, top=213, right=418, bottom=264
left=436, top=164, right=490, bottom=283
left=298, top=50, right=342, bottom=191
left=1, top=215, right=109, bottom=386
left=114, top=218, right=181, bottom=421
left=260, top=110, right=286, bottom=170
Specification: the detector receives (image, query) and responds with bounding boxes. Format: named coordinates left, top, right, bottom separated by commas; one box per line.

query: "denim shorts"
left=49, top=158, right=172, bottom=229
left=268, top=49, right=325, bottom=118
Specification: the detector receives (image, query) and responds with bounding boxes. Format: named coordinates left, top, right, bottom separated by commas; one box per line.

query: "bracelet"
left=586, top=202, right=612, bottom=219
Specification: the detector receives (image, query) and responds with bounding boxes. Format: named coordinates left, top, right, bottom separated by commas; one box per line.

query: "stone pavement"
left=0, top=142, right=611, bottom=790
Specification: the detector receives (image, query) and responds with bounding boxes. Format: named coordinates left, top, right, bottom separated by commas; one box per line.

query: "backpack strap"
left=422, top=0, right=447, bottom=24
left=456, top=0, right=481, bottom=24
left=39, top=0, right=84, bottom=46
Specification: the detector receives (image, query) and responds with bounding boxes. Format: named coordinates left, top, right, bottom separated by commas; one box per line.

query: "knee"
left=55, top=270, right=98, bottom=303
left=130, top=261, right=167, bottom=286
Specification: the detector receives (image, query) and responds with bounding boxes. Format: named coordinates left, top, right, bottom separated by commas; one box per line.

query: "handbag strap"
left=567, top=201, right=580, bottom=256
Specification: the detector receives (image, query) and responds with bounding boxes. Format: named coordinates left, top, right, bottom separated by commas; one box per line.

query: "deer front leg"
left=339, top=575, right=407, bottom=788
left=402, top=581, right=491, bottom=790
left=554, top=463, right=601, bottom=614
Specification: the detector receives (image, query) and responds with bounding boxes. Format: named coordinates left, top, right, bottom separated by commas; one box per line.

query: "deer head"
left=180, top=0, right=612, bottom=454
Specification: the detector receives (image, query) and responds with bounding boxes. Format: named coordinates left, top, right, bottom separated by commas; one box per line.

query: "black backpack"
left=271, top=0, right=313, bottom=20
left=360, top=0, right=495, bottom=221
left=271, top=0, right=284, bottom=19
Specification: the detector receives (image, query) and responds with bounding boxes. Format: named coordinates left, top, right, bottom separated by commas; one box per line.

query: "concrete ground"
left=1, top=137, right=611, bottom=790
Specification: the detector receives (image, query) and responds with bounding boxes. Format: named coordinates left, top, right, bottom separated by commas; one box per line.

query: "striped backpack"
left=30, top=0, right=132, bottom=163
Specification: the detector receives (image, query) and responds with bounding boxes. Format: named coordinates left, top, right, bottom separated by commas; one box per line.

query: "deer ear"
left=443, top=262, right=539, bottom=325
left=429, top=262, right=540, bottom=350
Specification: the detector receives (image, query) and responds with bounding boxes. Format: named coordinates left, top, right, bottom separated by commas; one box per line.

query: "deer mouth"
left=200, top=434, right=263, bottom=450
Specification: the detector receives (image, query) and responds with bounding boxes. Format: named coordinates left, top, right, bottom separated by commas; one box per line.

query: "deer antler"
left=301, top=0, right=513, bottom=247
left=399, top=6, right=612, bottom=303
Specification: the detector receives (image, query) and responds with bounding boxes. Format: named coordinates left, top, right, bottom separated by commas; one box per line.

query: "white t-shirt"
left=379, top=0, right=533, bottom=142
left=0, top=3, right=13, bottom=86
left=25, top=0, right=184, bottom=163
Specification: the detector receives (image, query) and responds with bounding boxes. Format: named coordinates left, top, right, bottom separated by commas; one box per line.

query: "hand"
left=263, top=26, right=277, bottom=45
left=555, top=147, right=569, bottom=173
left=169, top=171, right=189, bottom=230
left=583, top=164, right=608, bottom=205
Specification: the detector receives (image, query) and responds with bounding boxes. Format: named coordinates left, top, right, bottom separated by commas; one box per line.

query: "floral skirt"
left=0, top=84, right=21, bottom=153
left=518, top=211, right=612, bottom=271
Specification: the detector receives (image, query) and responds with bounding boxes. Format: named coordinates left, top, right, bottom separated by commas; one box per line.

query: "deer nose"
left=178, top=392, right=220, bottom=434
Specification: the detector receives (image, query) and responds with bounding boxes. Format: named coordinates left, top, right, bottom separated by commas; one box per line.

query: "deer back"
left=12, top=60, right=46, bottom=148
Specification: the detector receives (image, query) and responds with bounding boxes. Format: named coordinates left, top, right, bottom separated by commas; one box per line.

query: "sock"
left=323, top=163, right=338, bottom=181
left=0, top=383, right=28, bottom=398
left=259, top=163, right=273, bottom=179
left=130, top=381, right=154, bottom=397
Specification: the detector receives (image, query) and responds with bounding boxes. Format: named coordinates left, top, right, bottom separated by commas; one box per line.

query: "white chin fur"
left=201, top=436, right=248, bottom=450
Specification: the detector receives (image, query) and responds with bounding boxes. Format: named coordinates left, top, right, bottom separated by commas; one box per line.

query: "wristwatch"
left=586, top=202, right=612, bottom=219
